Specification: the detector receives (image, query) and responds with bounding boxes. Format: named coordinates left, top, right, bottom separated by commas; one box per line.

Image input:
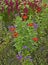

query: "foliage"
left=0, top=0, right=48, bottom=65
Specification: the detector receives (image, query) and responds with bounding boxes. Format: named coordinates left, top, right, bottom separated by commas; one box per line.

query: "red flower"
left=22, top=14, right=28, bottom=20
left=43, top=4, right=47, bottom=7
left=12, top=32, right=18, bottom=38
left=27, top=23, right=34, bottom=26
left=36, top=7, right=41, bottom=13
left=32, top=37, right=38, bottom=42
left=8, top=26, right=16, bottom=32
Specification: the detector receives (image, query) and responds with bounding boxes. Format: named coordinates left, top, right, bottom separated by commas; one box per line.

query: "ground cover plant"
left=0, top=0, right=48, bottom=65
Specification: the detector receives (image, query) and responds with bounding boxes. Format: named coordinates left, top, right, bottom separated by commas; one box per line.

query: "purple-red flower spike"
left=15, top=0, right=20, bottom=11
left=9, top=0, right=14, bottom=6
left=5, top=0, right=9, bottom=5
left=0, top=0, right=2, bottom=4
left=7, top=7, right=11, bottom=15
left=1, top=6, right=4, bottom=12
left=23, top=7, right=28, bottom=14
left=28, top=1, right=38, bottom=10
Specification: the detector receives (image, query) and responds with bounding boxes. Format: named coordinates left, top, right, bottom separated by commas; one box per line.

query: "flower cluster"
left=8, top=25, right=18, bottom=38
left=0, top=0, right=43, bottom=15
left=0, top=0, right=48, bottom=65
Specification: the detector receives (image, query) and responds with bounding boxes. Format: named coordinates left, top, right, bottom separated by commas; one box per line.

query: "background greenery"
left=0, top=0, right=48, bottom=65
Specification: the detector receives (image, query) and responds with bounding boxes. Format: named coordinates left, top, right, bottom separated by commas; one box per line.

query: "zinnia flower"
left=36, top=7, right=42, bottom=13
left=12, top=32, right=18, bottom=38
left=43, top=4, right=47, bottom=7
left=32, top=37, right=38, bottom=42
left=8, top=25, right=16, bottom=32
left=22, top=14, right=28, bottom=20
left=27, top=23, right=34, bottom=27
